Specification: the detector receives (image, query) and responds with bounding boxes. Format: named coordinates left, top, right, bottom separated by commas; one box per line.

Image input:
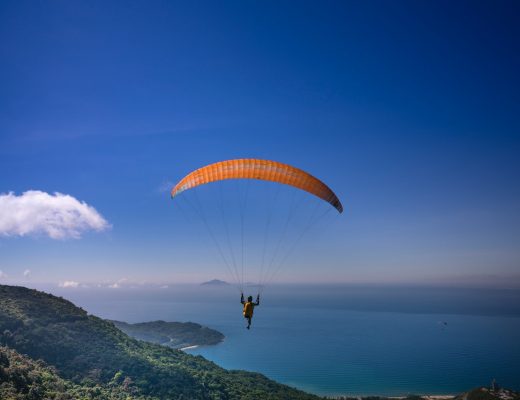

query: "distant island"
left=201, top=279, right=230, bottom=286
left=111, top=320, right=224, bottom=349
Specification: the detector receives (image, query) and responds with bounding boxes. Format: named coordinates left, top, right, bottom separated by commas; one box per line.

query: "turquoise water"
left=52, top=284, right=520, bottom=396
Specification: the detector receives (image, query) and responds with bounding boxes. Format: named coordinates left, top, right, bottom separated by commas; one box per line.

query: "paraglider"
left=171, top=159, right=343, bottom=213
left=171, top=158, right=342, bottom=328
left=241, top=293, right=260, bottom=329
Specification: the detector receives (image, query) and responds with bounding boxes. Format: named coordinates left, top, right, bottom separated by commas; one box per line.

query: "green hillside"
left=0, top=345, right=144, bottom=399
left=111, top=320, right=224, bottom=349
left=0, top=284, right=318, bottom=400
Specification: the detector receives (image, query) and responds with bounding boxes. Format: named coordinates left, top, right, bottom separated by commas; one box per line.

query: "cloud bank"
left=0, top=191, right=110, bottom=239
left=59, top=280, right=80, bottom=288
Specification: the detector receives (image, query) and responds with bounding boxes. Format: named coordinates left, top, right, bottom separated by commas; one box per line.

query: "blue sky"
left=1, top=1, right=519, bottom=287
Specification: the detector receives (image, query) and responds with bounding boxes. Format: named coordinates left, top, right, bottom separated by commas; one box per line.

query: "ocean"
left=48, top=284, right=520, bottom=397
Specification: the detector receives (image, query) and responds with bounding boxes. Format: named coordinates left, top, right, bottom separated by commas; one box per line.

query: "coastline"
left=328, top=394, right=457, bottom=399
left=329, top=389, right=517, bottom=400
left=388, top=396, right=455, bottom=399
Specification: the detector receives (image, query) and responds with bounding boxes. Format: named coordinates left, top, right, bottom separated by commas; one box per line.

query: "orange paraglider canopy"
left=171, top=158, right=343, bottom=213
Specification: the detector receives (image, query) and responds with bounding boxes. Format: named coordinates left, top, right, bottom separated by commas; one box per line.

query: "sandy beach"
left=180, top=345, right=199, bottom=351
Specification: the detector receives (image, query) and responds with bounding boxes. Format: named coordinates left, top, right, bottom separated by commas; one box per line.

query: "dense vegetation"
left=111, top=320, right=224, bottom=349
left=0, top=345, right=146, bottom=399
left=0, top=284, right=318, bottom=399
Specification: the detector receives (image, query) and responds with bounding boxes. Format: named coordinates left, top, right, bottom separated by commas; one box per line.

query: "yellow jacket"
left=243, top=302, right=255, bottom=317
left=241, top=294, right=260, bottom=318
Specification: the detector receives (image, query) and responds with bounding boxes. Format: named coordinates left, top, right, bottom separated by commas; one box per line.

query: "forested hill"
left=0, top=345, right=133, bottom=399
left=0, top=284, right=319, bottom=400
left=111, top=320, right=224, bottom=349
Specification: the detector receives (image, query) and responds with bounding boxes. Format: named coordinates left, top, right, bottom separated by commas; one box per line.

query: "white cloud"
left=59, top=280, right=80, bottom=288
left=23, top=269, right=31, bottom=278
left=0, top=191, right=110, bottom=239
left=108, top=278, right=128, bottom=289
left=0, top=270, right=7, bottom=280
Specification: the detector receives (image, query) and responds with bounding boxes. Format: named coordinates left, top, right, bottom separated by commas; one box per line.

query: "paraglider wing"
left=171, top=159, right=343, bottom=213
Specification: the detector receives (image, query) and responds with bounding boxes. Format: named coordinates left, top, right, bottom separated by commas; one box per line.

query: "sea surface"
left=47, top=284, right=520, bottom=397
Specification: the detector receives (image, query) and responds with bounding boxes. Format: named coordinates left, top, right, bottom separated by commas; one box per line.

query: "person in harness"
left=241, top=293, right=260, bottom=329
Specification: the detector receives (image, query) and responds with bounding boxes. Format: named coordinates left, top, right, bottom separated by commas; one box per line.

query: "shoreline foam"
left=180, top=345, right=199, bottom=351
